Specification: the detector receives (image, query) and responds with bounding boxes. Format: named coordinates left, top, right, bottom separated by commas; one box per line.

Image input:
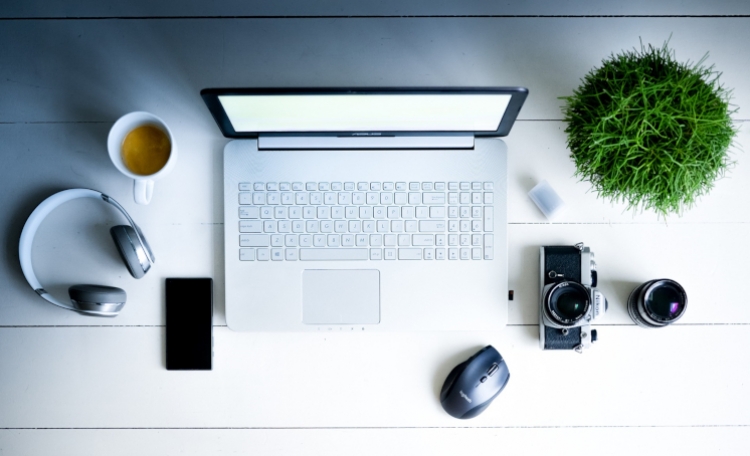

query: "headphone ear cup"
left=69, top=284, right=127, bottom=315
left=110, top=225, right=150, bottom=279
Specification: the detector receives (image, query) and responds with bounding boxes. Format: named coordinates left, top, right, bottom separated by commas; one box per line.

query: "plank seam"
left=3, top=15, right=750, bottom=21
left=0, top=323, right=748, bottom=329
left=1, top=424, right=749, bottom=430
left=3, top=120, right=749, bottom=125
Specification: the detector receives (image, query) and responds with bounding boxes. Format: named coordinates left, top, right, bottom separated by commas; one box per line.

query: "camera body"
left=539, top=243, right=607, bottom=353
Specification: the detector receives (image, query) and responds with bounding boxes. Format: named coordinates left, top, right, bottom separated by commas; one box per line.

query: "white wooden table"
left=1, top=1, right=749, bottom=454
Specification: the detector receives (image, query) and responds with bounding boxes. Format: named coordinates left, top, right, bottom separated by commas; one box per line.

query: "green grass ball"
left=561, top=42, right=736, bottom=215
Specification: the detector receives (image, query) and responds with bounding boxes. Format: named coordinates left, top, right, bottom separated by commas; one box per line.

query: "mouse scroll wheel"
left=487, top=363, right=499, bottom=376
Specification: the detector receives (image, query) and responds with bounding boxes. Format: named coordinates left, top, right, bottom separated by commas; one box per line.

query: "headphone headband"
left=18, top=189, right=151, bottom=315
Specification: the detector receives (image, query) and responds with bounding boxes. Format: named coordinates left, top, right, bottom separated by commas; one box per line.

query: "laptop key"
left=484, top=207, right=494, bottom=232
left=430, top=207, right=446, bottom=218
left=239, top=193, right=253, bottom=205
left=240, top=234, right=270, bottom=247
left=412, top=235, right=434, bottom=246
left=299, top=249, right=368, bottom=260
left=484, top=234, right=494, bottom=260
left=419, top=221, right=446, bottom=232
left=239, top=207, right=259, bottom=219
left=422, top=193, right=445, bottom=204
left=239, top=221, right=262, bottom=233
left=240, top=249, right=255, bottom=261
left=398, top=248, right=422, bottom=260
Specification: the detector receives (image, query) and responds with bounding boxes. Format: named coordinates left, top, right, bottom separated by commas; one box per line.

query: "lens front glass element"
left=548, top=282, right=589, bottom=325
left=646, top=283, right=685, bottom=321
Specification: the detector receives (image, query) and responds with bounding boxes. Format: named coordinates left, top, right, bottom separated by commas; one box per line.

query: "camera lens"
left=546, top=281, right=590, bottom=326
left=627, top=279, right=687, bottom=328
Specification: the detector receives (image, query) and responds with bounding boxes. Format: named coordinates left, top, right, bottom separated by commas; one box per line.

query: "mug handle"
left=134, top=179, right=154, bottom=205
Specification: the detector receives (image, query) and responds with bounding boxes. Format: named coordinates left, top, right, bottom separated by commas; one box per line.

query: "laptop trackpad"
left=302, top=270, right=380, bottom=324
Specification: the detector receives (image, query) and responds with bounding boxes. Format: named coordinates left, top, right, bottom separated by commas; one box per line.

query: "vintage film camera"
left=539, top=243, right=607, bottom=353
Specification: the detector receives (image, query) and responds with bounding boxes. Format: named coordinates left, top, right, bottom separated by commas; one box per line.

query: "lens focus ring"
left=545, top=281, right=590, bottom=326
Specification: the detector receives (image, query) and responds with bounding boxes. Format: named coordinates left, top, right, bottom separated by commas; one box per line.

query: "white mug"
left=107, top=112, right=177, bottom=205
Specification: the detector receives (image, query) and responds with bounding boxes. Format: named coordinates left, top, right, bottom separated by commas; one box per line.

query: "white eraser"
left=528, top=180, right=565, bottom=220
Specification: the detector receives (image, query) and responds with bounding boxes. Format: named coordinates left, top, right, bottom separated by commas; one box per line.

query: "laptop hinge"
left=258, top=133, right=475, bottom=150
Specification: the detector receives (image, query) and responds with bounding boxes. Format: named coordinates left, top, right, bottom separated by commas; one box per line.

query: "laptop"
left=201, top=88, right=528, bottom=331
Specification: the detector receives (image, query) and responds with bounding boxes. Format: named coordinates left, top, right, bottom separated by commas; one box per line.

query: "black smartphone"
left=165, top=278, right=213, bottom=370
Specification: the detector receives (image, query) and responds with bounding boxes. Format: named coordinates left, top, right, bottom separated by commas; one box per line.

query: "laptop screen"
left=202, top=88, right=528, bottom=137
left=216, top=93, right=512, bottom=133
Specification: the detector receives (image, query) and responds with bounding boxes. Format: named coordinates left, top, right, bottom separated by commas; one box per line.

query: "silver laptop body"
left=204, top=88, right=528, bottom=331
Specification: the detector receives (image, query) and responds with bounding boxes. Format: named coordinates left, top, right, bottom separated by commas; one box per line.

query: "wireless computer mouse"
left=439, top=345, right=510, bottom=419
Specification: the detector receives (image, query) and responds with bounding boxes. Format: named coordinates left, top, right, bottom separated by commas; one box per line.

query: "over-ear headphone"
left=19, top=189, right=155, bottom=317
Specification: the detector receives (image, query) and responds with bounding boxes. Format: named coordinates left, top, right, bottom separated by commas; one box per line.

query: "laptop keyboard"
left=236, top=181, right=494, bottom=261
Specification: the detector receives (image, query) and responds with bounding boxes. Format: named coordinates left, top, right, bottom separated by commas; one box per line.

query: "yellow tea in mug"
left=121, top=125, right=171, bottom=175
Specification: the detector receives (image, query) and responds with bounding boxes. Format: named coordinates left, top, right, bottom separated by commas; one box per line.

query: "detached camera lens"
left=546, top=282, right=590, bottom=326
left=628, top=279, right=687, bottom=328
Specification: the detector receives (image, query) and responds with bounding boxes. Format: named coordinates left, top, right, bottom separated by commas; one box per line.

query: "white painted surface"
left=1, top=326, right=749, bottom=428
left=2, top=18, right=750, bottom=123
left=0, top=2, right=749, bottom=454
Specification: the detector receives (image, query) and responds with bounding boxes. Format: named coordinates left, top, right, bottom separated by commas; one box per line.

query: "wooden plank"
left=1, top=427, right=749, bottom=456
left=0, top=325, right=748, bottom=428
left=2, top=0, right=749, bottom=18
left=1, top=18, right=749, bottom=122
left=4, top=217, right=749, bottom=326
left=1, top=121, right=748, bottom=326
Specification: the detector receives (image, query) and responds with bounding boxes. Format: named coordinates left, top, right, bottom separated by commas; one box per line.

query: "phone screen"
left=165, top=278, right=213, bottom=370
